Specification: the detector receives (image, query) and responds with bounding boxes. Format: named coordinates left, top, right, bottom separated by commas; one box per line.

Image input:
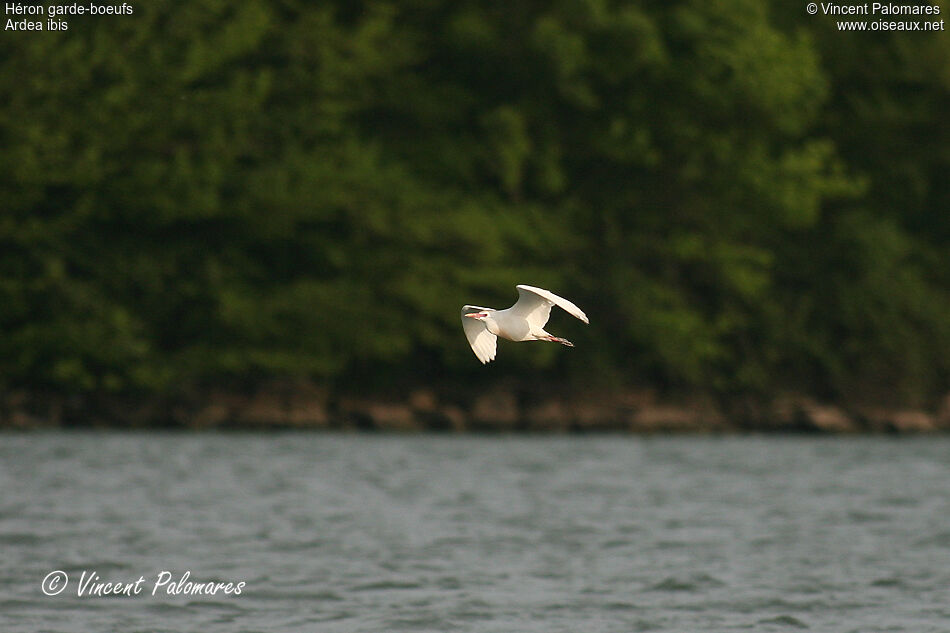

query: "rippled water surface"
left=2, top=433, right=950, bottom=632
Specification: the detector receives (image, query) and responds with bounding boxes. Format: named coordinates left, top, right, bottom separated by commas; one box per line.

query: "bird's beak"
left=464, top=313, right=480, bottom=319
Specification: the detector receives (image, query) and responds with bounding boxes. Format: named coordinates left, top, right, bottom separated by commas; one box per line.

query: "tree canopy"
left=1, top=0, right=948, bottom=406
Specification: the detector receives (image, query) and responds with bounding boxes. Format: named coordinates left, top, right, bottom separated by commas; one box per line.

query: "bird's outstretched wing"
left=511, top=285, right=589, bottom=327
left=461, top=305, right=498, bottom=364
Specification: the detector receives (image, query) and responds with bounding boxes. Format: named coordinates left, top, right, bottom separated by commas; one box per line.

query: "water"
left=2, top=433, right=949, bottom=632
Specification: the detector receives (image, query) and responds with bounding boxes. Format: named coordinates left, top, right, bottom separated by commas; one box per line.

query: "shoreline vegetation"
left=3, top=3, right=949, bottom=417
left=3, top=384, right=948, bottom=433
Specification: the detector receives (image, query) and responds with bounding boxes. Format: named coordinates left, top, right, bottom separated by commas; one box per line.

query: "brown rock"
left=471, top=388, right=519, bottom=430
left=937, top=394, right=950, bottom=430
left=285, top=387, right=329, bottom=428
left=1, top=391, right=65, bottom=428
left=285, top=398, right=329, bottom=428
left=524, top=399, right=571, bottom=432
left=408, top=389, right=438, bottom=412
left=188, top=390, right=240, bottom=428
left=629, top=404, right=723, bottom=432
left=798, top=400, right=858, bottom=433
left=727, top=396, right=774, bottom=430
left=770, top=395, right=858, bottom=433
left=224, top=381, right=330, bottom=429
left=364, top=403, right=422, bottom=432
left=859, top=408, right=937, bottom=433
left=335, top=398, right=420, bottom=431
left=570, top=401, right=622, bottom=431
left=888, top=410, right=937, bottom=432
left=192, top=402, right=232, bottom=428
left=769, top=395, right=804, bottom=430
left=8, top=410, right=46, bottom=429
left=237, top=391, right=287, bottom=426
left=440, top=405, right=469, bottom=432
left=618, top=388, right=658, bottom=409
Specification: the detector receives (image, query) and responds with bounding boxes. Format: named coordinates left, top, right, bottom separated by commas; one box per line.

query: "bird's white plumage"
left=461, top=285, right=588, bottom=364
left=512, top=285, right=589, bottom=325
left=461, top=305, right=497, bottom=364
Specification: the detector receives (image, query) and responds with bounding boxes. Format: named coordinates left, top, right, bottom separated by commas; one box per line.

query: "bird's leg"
left=545, top=335, right=574, bottom=347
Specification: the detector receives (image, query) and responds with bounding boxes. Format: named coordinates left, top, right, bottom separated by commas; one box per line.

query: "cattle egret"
left=461, top=285, right=589, bottom=364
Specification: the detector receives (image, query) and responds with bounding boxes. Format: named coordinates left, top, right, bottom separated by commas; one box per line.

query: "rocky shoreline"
left=2, top=382, right=949, bottom=433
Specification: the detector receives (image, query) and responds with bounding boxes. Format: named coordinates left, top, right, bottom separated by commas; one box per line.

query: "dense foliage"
left=2, top=0, right=948, bottom=405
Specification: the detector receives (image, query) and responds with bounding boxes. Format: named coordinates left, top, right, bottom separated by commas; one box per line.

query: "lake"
left=2, top=433, right=949, bottom=632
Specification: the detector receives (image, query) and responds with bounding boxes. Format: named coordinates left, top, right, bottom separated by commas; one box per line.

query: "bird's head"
left=464, top=312, right=490, bottom=320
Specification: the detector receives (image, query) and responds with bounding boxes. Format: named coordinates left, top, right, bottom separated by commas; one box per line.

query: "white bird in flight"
left=461, top=285, right=589, bottom=364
